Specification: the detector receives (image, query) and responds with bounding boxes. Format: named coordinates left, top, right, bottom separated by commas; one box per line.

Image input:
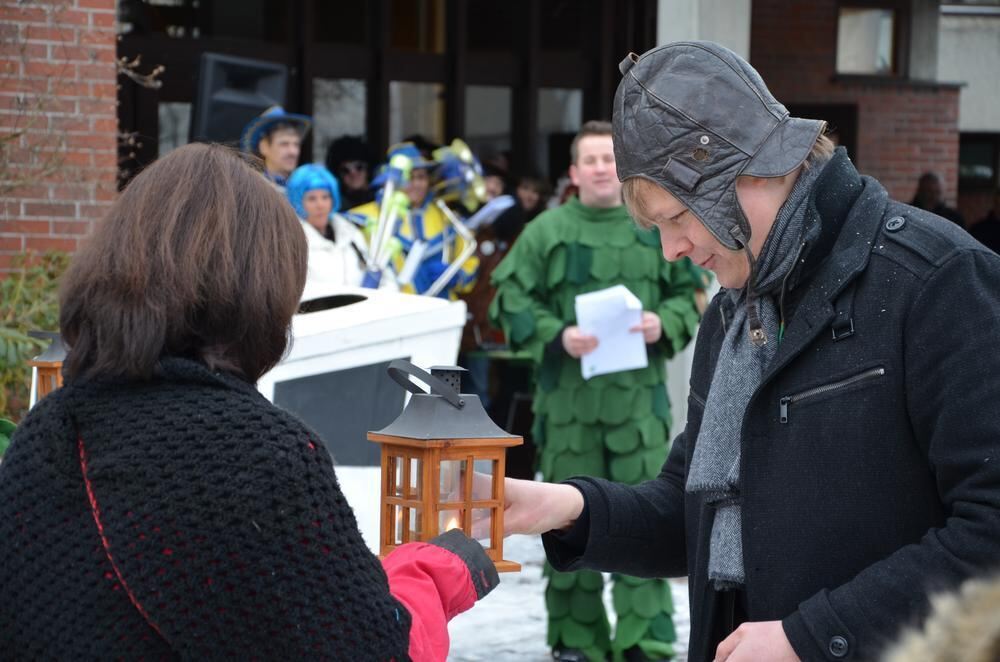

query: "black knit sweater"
left=0, top=358, right=411, bottom=660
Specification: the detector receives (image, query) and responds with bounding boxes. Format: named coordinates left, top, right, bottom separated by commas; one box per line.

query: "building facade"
left=3, top=0, right=990, bottom=273
left=116, top=0, right=658, bottom=182
left=939, top=2, right=1000, bottom=224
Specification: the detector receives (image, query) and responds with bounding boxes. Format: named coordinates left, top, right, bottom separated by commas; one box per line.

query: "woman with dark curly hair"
left=0, top=143, right=497, bottom=661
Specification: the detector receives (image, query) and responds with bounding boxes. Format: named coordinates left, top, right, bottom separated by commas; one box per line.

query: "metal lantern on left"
left=368, top=360, right=523, bottom=572
left=28, top=331, right=65, bottom=408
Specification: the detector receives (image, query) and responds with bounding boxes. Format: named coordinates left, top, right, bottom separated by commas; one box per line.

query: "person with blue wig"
left=286, top=163, right=389, bottom=297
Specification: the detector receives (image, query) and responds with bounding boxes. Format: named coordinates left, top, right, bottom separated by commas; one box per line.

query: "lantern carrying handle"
left=386, top=359, right=465, bottom=409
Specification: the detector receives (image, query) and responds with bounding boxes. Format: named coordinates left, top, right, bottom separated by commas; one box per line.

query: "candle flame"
left=444, top=515, right=461, bottom=532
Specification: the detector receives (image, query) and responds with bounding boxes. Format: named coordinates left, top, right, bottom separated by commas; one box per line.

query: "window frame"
left=834, top=0, right=911, bottom=79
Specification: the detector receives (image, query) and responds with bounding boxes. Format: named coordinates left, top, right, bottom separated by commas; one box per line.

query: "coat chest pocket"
left=778, top=365, right=886, bottom=424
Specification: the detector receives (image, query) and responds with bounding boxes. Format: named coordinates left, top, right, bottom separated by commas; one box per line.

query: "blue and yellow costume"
left=350, top=143, right=478, bottom=299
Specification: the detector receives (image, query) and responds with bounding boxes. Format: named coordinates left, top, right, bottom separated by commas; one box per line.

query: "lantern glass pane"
left=439, top=459, right=467, bottom=503
left=408, top=507, right=423, bottom=541
left=407, top=457, right=422, bottom=499
left=473, top=507, right=493, bottom=548
left=472, top=459, right=497, bottom=499
left=393, top=504, right=404, bottom=544
left=438, top=509, right=464, bottom=535
left=392, top=456, right=404, bottom=497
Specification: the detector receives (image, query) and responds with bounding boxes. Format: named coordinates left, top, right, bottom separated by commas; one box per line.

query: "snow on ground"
left=448, top=535, right=690, bottom=661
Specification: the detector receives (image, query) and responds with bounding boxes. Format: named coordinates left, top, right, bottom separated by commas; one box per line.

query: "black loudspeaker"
left=189, top=52, right=287, bottom=144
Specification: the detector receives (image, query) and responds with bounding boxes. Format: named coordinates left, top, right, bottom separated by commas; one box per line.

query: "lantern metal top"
left=28, top=331, right=66, bottom=364
left=370, top=360, right=520, bottom=441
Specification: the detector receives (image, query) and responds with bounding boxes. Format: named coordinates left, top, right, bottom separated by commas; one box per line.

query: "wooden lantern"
left=27, top=331, right=65, bottom=407
left=369, top=360, right=522, bottom=572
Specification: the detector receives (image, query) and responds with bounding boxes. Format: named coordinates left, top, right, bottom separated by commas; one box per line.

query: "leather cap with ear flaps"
left=614, top=42, right=824, bottom=251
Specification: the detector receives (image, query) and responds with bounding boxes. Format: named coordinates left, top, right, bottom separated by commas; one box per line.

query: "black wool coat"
left=0, top=358, right=413, bottom=660
left=544, top=149, right=1000, bottom=662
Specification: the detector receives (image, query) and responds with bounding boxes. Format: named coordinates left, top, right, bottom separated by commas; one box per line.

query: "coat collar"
left=762, top=149, right=889, bottom=381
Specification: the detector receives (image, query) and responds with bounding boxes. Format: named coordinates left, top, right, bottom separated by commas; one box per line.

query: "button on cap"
left=886, top=216, right=905, bottom=232
left=829, top=635, right=849, bottom=658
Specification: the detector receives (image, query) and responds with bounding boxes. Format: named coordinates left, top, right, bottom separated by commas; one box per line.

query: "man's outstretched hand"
left=501, top=477, right=585, bottom=537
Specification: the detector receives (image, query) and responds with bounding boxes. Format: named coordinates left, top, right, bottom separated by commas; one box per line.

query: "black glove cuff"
left=428, top=528, right=500, bottom=600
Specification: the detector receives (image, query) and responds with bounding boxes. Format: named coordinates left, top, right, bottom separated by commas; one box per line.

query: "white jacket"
left=300, top=215, right=397, bottom=300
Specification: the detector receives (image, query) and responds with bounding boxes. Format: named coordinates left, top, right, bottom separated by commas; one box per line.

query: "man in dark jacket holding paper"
left=502, top=41, right=1000, bottom=662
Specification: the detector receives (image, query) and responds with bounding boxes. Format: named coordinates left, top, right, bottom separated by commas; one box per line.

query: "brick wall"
left=0, top=0, right=117, bottom=273
left=751, top=0, right=961, bottom=207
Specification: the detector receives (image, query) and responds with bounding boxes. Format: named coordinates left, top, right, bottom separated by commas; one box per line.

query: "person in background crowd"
left=325, top=135, right=376, bottom=210
left=351, top=142, right=478, bottom=299
left=286, top=163, right=384, bottom=296
left=969, top=188, right=1000, bottom=254
left=516, top=175, right=550, bottom=216
left=911, top=171, right=965, bottom=228
left=403, top=133, right=440, bottom=161
left=501, top=42, right=1000, bottom=662
left=483, top=160, right=510, bottom=201
left=492, top=174, right=551, bottom=243
left=0, top=143, right=498, bottom=660
left=240, top=105, right=311, bottom=190
left=491, top=120, right=702, bottom=662
left=462, top=171, right=549, bottom=352
left=550, top=170, right=579, bottom=208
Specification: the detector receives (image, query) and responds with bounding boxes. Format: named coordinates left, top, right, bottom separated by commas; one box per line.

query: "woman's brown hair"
left=60, top=143, right=307, bottom=383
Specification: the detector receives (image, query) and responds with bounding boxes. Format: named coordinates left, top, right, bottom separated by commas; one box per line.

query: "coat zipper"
left=779, top=367, right=885, bottom=424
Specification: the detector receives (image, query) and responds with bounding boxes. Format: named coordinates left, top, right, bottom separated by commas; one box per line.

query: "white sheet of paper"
left=574, top=284, right=648, bottom=380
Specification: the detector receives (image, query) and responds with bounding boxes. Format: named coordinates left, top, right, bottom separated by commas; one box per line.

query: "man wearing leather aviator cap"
left=502, top=42, right=1000, bottom=662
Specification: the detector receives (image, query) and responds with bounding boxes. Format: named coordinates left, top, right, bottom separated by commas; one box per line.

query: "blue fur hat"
left=286, top=164, right=342, bottom=218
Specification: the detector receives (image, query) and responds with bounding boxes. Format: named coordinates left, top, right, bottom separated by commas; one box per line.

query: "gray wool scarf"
left=685, top=162, right=825, bottom=590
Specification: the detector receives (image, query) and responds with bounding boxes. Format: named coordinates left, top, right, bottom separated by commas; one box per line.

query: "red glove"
left=382, top=529, right=499, bottom=661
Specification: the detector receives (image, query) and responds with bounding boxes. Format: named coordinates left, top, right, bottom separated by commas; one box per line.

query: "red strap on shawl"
left=77, top=435, right=169, bottom=643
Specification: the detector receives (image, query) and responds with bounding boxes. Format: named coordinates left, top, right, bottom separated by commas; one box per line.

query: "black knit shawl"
left=0, top=357, right=411, bottom=660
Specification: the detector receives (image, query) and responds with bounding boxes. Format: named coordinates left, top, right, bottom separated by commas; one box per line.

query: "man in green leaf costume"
left=489, top=121, right=703, bottom=662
